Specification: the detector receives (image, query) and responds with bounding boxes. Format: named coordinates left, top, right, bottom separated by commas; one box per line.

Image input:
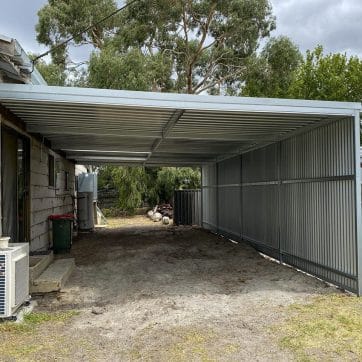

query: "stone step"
left=30, top=258, right=75, bottom=294
left=29, top=252, right=54, bottom=283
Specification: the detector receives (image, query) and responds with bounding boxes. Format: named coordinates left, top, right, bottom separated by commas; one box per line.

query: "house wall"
left=30, top=140, right=75, bottom=252
left=1, top=115, right=75, bottom=252
left=202, top=117, right=360, bottom=294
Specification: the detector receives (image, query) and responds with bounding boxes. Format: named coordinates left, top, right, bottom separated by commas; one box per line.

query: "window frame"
left=48, top=154, right=55, bottom=188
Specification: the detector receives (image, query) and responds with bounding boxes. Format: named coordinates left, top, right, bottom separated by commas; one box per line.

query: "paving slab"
left=31, top=258, right=75, bottom=294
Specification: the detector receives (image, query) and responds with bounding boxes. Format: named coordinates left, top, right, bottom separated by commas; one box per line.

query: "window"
left=48, top=154, right=55, bottom=187
left=64, top=171, right=69, bottom=191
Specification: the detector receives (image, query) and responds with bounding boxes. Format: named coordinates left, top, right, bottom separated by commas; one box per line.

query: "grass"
left=169, top=329, right=216, bottom=362
left=274, top=294, right=362, bottom=361
left=0, top=310, right=80, bottom=360
left=0, top=310, right=78, bottom=333
left=128, top=326, right=240, bottom=362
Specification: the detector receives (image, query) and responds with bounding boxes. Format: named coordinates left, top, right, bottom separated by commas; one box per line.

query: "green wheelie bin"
left=49, top=214, right=74, bottom=253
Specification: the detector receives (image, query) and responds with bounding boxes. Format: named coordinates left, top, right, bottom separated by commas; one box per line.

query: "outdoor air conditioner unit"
left=0, top=243, right=29, bottom=318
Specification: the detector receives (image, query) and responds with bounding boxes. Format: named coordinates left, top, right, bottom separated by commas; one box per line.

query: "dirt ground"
left=2, top=216, right=346, bottom=361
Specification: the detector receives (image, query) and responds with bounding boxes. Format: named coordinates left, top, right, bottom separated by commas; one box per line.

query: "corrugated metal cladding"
left=202, top=118, right=359, bottom=293
left=174, top=190, right=201, bottom=226
left=202, top=164, right=217, bottom=231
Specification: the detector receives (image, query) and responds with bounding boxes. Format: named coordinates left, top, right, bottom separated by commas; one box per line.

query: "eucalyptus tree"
left=36, top=0, right=276, bottom=94
left=111, top=0, right=276, bottom=94
left=242, top=36, right=302, bottom=98
left=29, top=56, right=67, bottom=86
left=36, top=0, right=118, bottom=65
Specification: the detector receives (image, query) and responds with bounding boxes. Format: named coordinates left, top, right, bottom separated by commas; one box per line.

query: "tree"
left=242, top=36, right=302, bottom=98
left=36, top=0, right=118, bottom=65
left=31, top=58, right=67, bottom=86
left=36, top=0, right=276, bottom=94
left=97, top=165, right=115, bottom=190
left=112, top=0, right=275, bottom=94
left=32, top=56, right=89, bottom=87
left=88, top=47, right=173, bottom=91
left=97, top=166, right=201, bottom=213
left=289, top=46, right=362, bottom=102
left=110, top=166, right=147, bottom=213
left=156, top=167, right=201, bottom=203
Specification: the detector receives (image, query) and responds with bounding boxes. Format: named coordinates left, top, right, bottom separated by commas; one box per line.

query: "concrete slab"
left=29, top=252, right=54, bottom=283
left=30, top=258, right=75, bottom=294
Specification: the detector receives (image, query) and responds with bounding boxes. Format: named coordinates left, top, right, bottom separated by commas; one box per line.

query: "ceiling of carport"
left=0, top=84, right=359, bottom=166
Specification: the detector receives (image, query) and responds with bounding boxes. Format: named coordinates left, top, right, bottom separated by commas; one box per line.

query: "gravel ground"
left=9, top=217, right=341, bottom=361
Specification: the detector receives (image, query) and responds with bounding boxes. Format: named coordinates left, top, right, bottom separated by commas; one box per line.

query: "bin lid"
left=49, top=214, right=74, bottom=220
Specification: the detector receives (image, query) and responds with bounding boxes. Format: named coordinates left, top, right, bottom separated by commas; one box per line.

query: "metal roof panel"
left=0, top=84, right=360, bottom=165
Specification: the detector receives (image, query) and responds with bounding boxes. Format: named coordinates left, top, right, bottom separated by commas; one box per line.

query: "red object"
left=49, top=214, right=74, bottom=220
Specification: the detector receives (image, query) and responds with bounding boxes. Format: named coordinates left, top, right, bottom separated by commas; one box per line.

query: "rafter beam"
left=145, top=109, right=184, bottom=164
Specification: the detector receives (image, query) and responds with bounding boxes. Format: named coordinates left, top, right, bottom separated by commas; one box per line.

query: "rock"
left=147, top=210, right=154, bottom=218
left=152, top=212, right=162, bottom=222
left=162, top=216, right=170, bottom=225
left=91, top=306, right=105, bottom=315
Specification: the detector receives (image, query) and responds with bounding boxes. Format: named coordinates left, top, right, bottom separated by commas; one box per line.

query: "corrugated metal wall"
left=174, top=190, right=201, bottom=226
left=202, top=118, right=359, bottom=293
left=217, top=157, right=242, bottom=239
left=202, top=164, right=217, bottom=231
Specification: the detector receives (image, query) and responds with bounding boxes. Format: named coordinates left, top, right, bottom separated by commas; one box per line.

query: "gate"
left=174, top=190, right=201, bottom=226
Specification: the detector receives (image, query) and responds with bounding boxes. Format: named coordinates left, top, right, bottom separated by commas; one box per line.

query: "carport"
left=0, top=84, right=361, bottom=295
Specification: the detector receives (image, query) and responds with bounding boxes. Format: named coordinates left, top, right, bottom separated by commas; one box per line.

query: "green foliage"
left=37, top=0, right=276, bottom=94
left=144, top=167, right=160, bottom=206
left=66, top=67, right=89, bottom=87
left=30, top=52, right=89, bottom=87
left=36, top=0, right=117, bottom=65
left=35, top=61, right=89, bottom=87
left=289, top=46, right=362, bottom=102
left=114, top=0, right=275, bottom=94
left=243, top=43, right=362, bottom=102
left=88, top=47, right=173, bottom=91
left=110, top=166, right=147, bottom=214
left=97, top=165, right=114, bottom=190
left=101, top=207, right=126, bottom=218
left=33, top=58, right=67, bottom=86
left=156, top=167, right=201, bottom=203
left=243, top=36, right=302, bottom=98
left=98, top=166, right=201, bottom=212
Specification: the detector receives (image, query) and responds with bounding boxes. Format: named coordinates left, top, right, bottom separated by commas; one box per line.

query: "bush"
left=101, top=207, right=127, bottom=218
left=98, top=166, right=201, bottom=213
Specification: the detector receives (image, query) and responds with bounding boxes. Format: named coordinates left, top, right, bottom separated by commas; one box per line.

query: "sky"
left=0, top=0, right=361, bottom=63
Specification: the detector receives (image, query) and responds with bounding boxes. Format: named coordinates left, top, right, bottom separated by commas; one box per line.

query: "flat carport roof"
left=0, top=84, right=360, bottom=166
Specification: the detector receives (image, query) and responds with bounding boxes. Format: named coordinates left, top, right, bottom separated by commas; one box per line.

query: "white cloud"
left=270, top=0, right=362, bottom=57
